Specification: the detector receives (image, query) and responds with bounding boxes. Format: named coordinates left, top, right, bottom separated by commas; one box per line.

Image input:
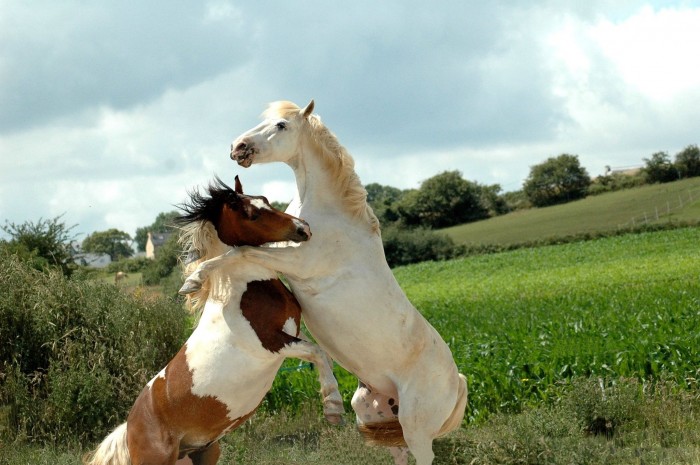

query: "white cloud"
left=592, top=6, right=700, bottom=102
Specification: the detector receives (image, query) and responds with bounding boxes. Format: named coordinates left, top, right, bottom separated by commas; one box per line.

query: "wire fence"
left=617, top=187, right=700, bottom=229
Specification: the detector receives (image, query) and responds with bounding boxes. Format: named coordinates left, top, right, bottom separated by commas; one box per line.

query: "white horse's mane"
left=264, top=101, right=380, bottom=234
left=178, top=221, right=224, bottom=313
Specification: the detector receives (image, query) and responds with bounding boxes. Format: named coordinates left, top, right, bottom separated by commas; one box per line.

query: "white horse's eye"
left=275, top=121, right=287, bottom=130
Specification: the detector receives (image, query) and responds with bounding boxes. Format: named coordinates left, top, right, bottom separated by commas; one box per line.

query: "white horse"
left=180, top=101, right=467, bottom=465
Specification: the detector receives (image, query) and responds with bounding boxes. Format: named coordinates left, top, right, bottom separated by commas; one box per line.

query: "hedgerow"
left=0, top=247, right=187, bottom=444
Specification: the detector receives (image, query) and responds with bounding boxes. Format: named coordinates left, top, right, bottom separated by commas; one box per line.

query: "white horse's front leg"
left=237, top=245, right=308, bottom=279
left=178, top=248, right=243, bottom=295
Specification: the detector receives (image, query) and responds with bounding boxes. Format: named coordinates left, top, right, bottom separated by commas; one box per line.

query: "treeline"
left=5, top=144, right=697, bottom=277
left=358, top=144, right=698, bottom=266
left=367, top=144, right=700, bottom=229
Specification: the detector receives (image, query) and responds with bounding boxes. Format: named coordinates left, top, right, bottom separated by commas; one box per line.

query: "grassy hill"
left=442, top=177, right=700, bottom=246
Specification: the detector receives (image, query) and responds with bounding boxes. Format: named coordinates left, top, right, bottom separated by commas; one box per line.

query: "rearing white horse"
left=181, top=100, right=467, bottom=465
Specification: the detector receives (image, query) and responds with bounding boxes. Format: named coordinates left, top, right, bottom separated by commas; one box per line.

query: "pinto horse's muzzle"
left=288, top=219, right=311, bottom=243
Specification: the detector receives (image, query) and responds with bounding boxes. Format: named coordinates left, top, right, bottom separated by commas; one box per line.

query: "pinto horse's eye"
left=275, top=121, right=287, bottom=131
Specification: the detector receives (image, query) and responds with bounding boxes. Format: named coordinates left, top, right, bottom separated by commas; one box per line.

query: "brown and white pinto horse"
left=84, top=176, right=344, bottom=465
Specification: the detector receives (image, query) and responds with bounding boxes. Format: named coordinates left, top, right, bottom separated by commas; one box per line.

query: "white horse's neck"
left=288, top=141, right=342, bottom=213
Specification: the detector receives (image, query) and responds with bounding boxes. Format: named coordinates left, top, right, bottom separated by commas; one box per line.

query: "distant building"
left=71, top=242, right=112, bottom=268
left=605, top=165, right=644, bottom=176
left=146, top=231, right=174, bottom=259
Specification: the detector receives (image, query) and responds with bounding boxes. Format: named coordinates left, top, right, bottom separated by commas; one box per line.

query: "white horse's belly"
left=291, top=272, right=451, bottom=394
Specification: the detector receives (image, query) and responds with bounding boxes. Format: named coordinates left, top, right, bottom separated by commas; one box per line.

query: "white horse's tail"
left=437, top=373, right=468, bottom=437
left=83, top=423, right=130, bottom=465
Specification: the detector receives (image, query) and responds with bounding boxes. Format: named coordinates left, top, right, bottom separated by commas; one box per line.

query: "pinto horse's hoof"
left=179, top=279, right=202, bottom=295
left=324, top=413, right=345, bottom=426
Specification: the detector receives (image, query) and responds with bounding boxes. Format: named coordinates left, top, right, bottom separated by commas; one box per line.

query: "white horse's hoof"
left=179, top=279, right=202, bottom=295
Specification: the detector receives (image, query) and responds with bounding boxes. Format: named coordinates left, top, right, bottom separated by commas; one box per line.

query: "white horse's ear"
left=234, top=175, right=243, bottom=194
left=301, top=100, right=315, bottom=119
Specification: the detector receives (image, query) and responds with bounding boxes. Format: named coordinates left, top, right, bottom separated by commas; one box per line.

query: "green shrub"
left=106, top=256, right=151, bottom=274
left=381, top=225, right=464, bottom=267
left=141, top=234, right=180, bottom=286
left=0, top=249, right=187, bottom=444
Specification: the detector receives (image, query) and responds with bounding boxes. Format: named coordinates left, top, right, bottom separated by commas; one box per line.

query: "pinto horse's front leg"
left=280, top=338, right=345, bottom=425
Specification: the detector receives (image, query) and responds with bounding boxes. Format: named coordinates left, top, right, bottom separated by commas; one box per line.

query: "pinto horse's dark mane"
left=176, top=176, right=239, bottom=227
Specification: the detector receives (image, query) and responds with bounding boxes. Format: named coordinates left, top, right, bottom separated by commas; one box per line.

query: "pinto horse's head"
left=177, top=176, right=310, bottom=248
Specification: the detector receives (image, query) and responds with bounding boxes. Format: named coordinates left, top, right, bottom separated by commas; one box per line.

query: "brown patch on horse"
left=240, top=279, right=303, bottom=352
left=357, top=419, right=407, bottom=447
left=126, top=344, right=256, bottom=464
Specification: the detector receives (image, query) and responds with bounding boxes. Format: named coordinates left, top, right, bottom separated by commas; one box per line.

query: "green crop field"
left=396, top=226, right=700, bottom=422
left=442, top=177, right=700, bottom=247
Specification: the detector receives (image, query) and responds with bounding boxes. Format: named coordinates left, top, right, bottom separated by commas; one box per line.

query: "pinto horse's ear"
left=301, top=99, right=315, bottom=119
left=234, top=175, right=243, bottom=194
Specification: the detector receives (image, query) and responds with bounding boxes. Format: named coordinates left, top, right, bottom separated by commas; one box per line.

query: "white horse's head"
left=230, top=100, right=315, bottom=167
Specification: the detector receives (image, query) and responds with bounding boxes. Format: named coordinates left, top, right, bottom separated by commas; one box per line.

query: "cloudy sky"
left=2, top=1, right=699, bottom=241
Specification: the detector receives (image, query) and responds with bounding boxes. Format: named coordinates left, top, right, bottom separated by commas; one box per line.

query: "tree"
left=478, top=183, right=509, bottom=216
left=134, top=211, right=180, bottom=252
left=674, top=144, right=700, bottom=179
left=142, top=232, right=181, bottom=288
left=366, top=183, right=405, bottom=225
left=643, top=151, right=678, bottom=183
left=270, top=201, right=289, bottom=212
left=82, top=228, right=133, bottom=261
left=397, top=171, right=489, bottom=228
left=523, top=154, right=591, bottom=207
left=1, top=216, right=77, bottom=276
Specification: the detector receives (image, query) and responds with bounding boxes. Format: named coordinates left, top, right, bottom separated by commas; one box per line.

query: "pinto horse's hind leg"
left=279, top=337, right=345, bottom=424
left=185, top=442, right=220, bottom=465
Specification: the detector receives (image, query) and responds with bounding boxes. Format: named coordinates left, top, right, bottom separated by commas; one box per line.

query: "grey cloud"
left=0, top=2, right=253, bottom=134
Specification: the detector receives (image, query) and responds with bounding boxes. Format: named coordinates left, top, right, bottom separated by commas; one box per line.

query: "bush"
left=1, top=216, right=77, bottom=277
left=381, top=225, right=464, bottom=268
left=106, top=256, right=151, bottom=274
left=0, top=248, right=187, bottom=444
left=588, top=173, right=646, bottom=196
left=142, top=234, right=181, bottom=287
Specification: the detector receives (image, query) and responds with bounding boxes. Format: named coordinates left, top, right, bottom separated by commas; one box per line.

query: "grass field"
left=4, top=227, right=700, bottom=464
left=442, top=177, right=700, bottom=246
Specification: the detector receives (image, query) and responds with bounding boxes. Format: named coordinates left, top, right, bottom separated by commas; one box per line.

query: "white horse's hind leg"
left=396, top=374, right=462, bottom=465
left=389, top=446, right=409, bottom=465
left=402, top=431, right=435, bottom=465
